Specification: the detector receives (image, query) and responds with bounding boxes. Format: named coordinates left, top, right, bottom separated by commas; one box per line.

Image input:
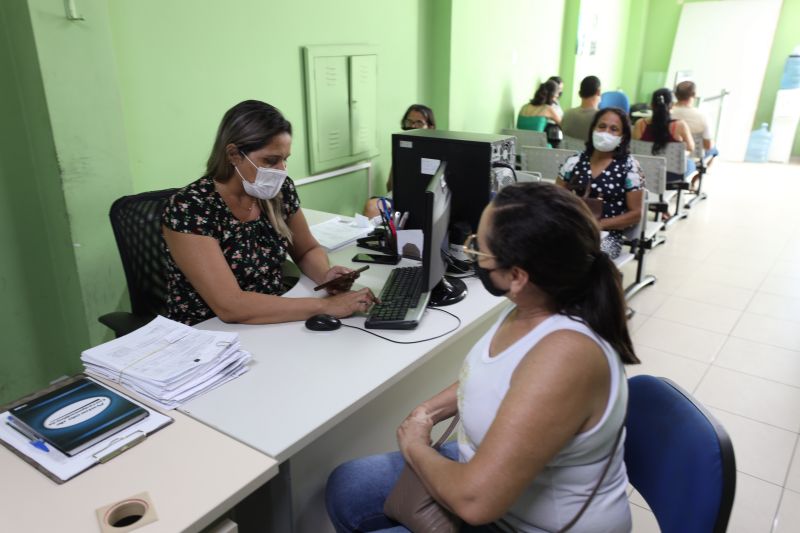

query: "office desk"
left=179, top=209, right=508, bottom=531
left=0, top=403, right=278, bottom=532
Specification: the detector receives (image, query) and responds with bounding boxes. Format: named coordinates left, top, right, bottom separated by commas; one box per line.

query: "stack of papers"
left=310, top=215, right=373, bottom=251
left=81, top=316, right=251, bottom=410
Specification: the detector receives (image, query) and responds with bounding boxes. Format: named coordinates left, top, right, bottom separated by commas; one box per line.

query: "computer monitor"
left=392, top=129, right=515, bottom=232
left=421, top=163, right=467, bottom=306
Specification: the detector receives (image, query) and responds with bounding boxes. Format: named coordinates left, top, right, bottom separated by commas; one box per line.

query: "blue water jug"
left=744, top=123, right=772, bottom=163
left=779, top=50, right=800, bottom=90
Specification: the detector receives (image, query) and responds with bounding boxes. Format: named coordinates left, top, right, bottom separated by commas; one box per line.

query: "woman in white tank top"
left=326, top=182, right=640, bottom=532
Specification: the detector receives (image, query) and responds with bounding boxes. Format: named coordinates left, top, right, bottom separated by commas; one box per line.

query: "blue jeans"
left=325, top=442, right=492, bottom=532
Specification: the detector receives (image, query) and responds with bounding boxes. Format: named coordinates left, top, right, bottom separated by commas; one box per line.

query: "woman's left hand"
left=321, top=265, right=357, bottom=294
left=397, top=405, right=439, bottom=460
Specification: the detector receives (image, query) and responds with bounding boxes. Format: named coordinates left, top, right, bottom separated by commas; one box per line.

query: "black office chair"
left=625, top=375, right=737, bottom=532
left=99, top=188, right=178, bottom=337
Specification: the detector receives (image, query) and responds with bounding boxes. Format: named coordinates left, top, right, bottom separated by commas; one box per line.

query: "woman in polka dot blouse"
left=556, top=107, right=645, bottom=259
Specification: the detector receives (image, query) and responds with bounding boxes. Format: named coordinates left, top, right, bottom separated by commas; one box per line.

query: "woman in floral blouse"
left=556, top=107, right=645, bottom=259
left=162, top=100, right=377, bottom=325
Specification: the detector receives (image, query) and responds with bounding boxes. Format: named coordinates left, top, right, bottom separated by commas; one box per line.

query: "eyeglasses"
left=462, top=234, right=496, bottom=260
left=401, top=119, right=427, bottom=130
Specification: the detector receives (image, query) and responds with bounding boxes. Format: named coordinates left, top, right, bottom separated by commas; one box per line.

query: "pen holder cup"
left=97, top=492, right=158, bottom=532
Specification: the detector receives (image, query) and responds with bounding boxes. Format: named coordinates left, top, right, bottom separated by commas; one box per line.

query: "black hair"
left=674, top=81, right=696, bottom=101
left=488, top=182, right=639, bottom=364
left=579, top=76, right=602, bottom=98
left=584, top=107, right=631, bottom=159
left=530, top=80, right=559, bottom=106
left=650, top=88, right=674, bottom=154
left=401, top=104, right=436, bottom=130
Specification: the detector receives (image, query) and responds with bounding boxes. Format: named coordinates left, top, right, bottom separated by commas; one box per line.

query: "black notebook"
left=7, top=378, right=148, bottom=456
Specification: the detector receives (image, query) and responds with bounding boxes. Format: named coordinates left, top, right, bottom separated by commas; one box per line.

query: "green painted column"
left=559, top=0, right=581, bottom=110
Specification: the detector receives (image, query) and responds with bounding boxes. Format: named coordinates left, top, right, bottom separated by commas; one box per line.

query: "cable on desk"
left=341, top=307, right=462, bottom=344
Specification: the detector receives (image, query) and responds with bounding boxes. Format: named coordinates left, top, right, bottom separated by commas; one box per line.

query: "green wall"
left=0, top=0, right=90, bottom=403
left=3, top=0, right=569, bottom=403
left=107, top=0, right=428, bottom=205
left=448, top=0, right=564, bottom=133
left=754, top=0, right=800, bottom=156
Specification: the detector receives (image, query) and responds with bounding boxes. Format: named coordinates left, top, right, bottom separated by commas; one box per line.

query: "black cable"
left=341, top=307, right=462, bottom=344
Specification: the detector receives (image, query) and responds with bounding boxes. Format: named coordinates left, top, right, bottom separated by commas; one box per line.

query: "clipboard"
left=0, top=374, right=173, bottom=484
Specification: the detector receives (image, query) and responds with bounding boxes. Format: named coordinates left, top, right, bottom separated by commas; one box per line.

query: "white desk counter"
left=0, top=406, right=278, bottom=533
left=180, top=209, right=508, bottom=531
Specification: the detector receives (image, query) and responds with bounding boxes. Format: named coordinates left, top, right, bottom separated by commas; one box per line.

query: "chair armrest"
left=98, top=312, right=153, bottom=338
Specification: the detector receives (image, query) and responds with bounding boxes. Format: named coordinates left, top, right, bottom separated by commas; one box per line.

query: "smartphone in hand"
left=352, top=253, right=401, bottom=265
left=313, top=265, right=370, bottom=291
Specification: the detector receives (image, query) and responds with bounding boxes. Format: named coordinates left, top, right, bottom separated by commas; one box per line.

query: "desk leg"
left=234, top=460, right=294, bottom=533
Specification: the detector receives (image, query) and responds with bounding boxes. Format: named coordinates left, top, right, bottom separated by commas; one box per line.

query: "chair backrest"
left=631, top=140, right=687, bottom=177
left=561, top=135, right=586, bottom=152
left=516, top=115, right=547, bottom=132
left=501, top=128, right=548, bottom=148
left=516, top=146, right=579, bottom=182
left=108, top=188, right=178, bottom=320
left=599, top=91, right=630, bottom=113
left=631, top=153, right=667, bottom=196
left=691, top=132, right=706, bottom=160
left=626, top=375, right=736, bottom=533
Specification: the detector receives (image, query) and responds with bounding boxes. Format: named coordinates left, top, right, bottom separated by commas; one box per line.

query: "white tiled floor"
left=621, top=160, right=800, bottom=532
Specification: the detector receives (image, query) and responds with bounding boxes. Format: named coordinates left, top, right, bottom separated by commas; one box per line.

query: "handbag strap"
left=433, top=414, right=460, bottom=449
left=556, top=417, right=626, bottom=533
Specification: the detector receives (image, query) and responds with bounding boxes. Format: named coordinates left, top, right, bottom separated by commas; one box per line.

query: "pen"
left=398, top=211, right=409, bottom=229
left=7, top=416, right=50, bottom=452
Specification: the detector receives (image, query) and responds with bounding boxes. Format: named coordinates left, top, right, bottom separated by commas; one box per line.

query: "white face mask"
left=235, top=153, right=287, bottom=200
left=592, top=131, right=622, bottom=152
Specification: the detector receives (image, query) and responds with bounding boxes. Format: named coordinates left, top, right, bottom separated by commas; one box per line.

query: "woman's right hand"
left=322, top=287, right=379, bottom=318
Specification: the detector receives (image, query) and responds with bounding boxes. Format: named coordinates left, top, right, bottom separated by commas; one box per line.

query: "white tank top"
left=456, top=311, right=631, bottom=533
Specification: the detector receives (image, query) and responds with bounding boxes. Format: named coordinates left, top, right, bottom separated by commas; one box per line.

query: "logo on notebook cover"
left=44, top=397, right=111, bottom=429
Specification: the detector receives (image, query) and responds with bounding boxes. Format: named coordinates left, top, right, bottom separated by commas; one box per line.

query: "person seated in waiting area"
left=670, top=80, right=719, bottom=159
left=363, top=104, right=436, bottom=218
left=632, top=88, right=695, bottom=181
left=557, top=107, right=645, bottom=259
left=518, top=80, right=561, bottom=126
left=547, top=75, right=565, bottom=119
left=561, top=75, right=602, bottom=141
left=162, top=100, right=377, bottom=326
left=326, top=182, right=639, bottom=532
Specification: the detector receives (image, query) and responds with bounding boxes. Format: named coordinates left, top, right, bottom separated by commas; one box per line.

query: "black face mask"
left=474, top=263, right=507, bottom=297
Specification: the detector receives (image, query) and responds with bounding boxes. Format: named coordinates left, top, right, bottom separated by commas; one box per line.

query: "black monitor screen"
left=422, top=163, right=450, bottom=293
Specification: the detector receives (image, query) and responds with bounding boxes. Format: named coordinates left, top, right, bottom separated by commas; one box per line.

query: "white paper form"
left=81, top=316, right=251, bottom=409
left=310, top=216, right=373, bottom=251
left=82, top=316, right=237, bottom=384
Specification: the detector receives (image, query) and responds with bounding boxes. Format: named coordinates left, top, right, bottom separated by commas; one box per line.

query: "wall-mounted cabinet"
left=304, top=45, right=378, bottom=174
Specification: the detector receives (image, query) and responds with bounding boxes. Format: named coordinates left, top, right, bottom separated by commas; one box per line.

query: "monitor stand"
left=429, top=276, right=467, bottom=307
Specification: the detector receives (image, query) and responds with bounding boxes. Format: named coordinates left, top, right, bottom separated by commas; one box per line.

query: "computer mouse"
left=305, top=314, right=342, bottom=331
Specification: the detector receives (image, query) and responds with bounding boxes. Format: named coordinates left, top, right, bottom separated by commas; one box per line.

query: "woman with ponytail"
left=633, top=88, right=695, bottom=181
left=326, top=182, right=638, bottom=532
left=162, top=100, right=377, bottom=326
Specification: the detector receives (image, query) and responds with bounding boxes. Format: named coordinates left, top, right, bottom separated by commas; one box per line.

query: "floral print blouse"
left=558, top=152, right=645, bottom=221
left=162, top=176, right=300, bottom=325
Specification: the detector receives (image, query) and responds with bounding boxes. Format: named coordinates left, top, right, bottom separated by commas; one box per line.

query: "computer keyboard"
left=365, top=266, right=427, bottom=330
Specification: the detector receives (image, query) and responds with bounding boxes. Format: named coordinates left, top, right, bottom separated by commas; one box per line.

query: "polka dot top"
left=558, top=152, right=645, bottom=220
left=161, top=176, right=300, bottom=325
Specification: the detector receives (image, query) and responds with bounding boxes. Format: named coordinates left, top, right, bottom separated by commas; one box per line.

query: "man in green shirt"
left=561, top=76, right=601, bottom=142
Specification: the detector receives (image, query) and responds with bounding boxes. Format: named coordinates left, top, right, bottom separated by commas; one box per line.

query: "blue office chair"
left=625, top=375, right=736, bottom=533
left=600, top=91, right=631, bottom=113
